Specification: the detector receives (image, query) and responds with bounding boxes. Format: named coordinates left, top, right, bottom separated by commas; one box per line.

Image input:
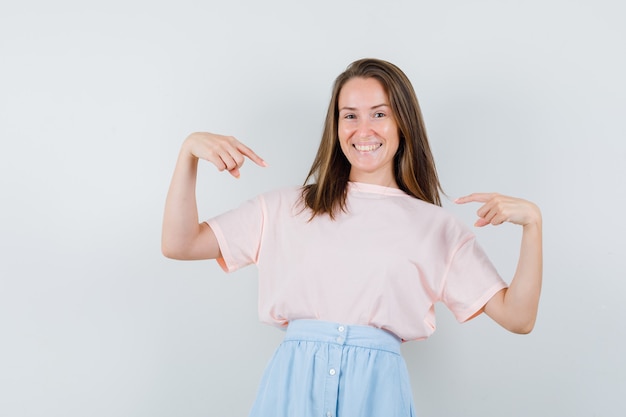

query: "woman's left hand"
left=454, top=193, right=542, bottom=228
left=456, top=193, right=543, bottom=334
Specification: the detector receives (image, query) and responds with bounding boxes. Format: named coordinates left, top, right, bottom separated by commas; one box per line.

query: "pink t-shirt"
left=207, top=182, right=507, bottom=341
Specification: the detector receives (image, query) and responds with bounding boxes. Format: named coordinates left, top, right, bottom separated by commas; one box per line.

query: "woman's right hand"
left=162, top=133, right=267, bottom=260
left=182, top=132, right=267, bottom=178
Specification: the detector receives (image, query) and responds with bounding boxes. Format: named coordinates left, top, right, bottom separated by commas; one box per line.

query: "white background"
left=1, top=1, right=625, bottom=416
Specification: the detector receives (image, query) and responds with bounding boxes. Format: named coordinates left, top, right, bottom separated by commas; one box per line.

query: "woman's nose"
left=356, top=119, right=373, bottom=137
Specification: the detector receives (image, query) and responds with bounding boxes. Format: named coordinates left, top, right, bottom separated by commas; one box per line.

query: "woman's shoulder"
left=382, top=193, right=474, bottom=239
left=259, top=185, right=303, bottom=200
left=256, top=185, right=306, bottom=210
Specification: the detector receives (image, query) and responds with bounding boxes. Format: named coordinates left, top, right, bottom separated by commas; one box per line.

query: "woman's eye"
left=374, top=112, right=385, bottom=118
left=344, top=114, right=356, bottom=119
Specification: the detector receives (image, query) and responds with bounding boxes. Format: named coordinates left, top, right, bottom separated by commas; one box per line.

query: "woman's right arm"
left=161, top=132, right=267, bottom=260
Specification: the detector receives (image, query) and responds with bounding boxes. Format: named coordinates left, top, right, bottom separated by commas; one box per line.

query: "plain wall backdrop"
left=1, top=0, right=625, bottom=416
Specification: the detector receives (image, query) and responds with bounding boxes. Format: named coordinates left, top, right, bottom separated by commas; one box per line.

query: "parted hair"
left=302, top=58, right=442, bottom=219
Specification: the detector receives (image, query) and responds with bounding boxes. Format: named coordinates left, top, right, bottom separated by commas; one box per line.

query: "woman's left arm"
left=455, top=193, right=543, bottom=334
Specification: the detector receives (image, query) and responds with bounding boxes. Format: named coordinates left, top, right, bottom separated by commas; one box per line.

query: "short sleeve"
left=205, top=195, right=266, bottom=273
left=441, top=236, right=508, bottom=323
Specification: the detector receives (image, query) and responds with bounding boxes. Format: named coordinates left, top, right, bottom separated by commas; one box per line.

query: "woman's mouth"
left=353, top=143, right=382, bottom=152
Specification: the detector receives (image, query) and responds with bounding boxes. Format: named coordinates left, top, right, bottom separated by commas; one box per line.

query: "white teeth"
left=355, top=144, right=381, bottom=152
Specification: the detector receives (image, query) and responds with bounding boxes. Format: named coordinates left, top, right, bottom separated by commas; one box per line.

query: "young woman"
left=162, top=58, right=542, bottom=417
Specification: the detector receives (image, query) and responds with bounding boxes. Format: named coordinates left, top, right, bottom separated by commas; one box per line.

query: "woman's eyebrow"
left=339, top=103, right=390, bottom=112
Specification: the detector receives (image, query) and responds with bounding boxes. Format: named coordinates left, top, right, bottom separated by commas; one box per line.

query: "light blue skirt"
left=249, top=320, right=417, bottom=417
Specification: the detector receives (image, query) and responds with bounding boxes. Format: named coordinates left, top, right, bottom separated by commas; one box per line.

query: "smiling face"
left=337, top=77, right=400, bottom=188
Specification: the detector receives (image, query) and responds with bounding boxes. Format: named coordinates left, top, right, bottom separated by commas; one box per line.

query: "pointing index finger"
left=237, top=142, right=268, bottom=167
left=454, top=193, right=495, bottom=204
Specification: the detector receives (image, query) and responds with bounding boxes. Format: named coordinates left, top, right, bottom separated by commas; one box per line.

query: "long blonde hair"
left=302, top=58, right=442, bottom=219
